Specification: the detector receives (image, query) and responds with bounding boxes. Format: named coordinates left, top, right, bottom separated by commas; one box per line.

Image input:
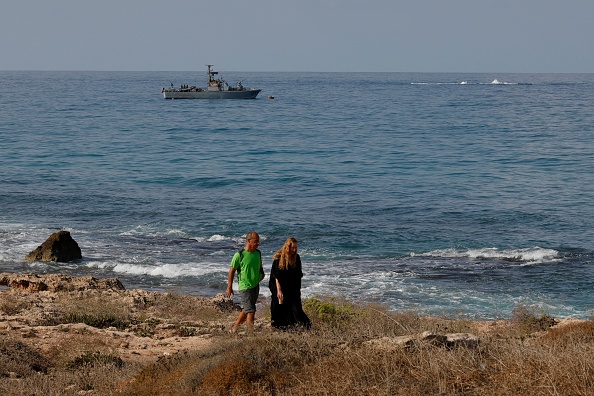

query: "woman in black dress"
left=269, top=237, right=311, bottom=330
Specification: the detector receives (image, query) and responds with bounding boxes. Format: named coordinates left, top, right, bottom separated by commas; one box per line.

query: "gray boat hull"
left=163, top=89, right=261, bottom=99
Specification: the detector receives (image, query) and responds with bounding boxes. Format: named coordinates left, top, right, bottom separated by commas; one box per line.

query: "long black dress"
left=269, top=254, right=311, bottom=329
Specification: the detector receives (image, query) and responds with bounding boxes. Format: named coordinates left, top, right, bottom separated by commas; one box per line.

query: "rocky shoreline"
left=1, top=272, right=239, bottom=368
left=1, top=272, right=584, bottom=356
left=2, top=272, right=591, bottom=395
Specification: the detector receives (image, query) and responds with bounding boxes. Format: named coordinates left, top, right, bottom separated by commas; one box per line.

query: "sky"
left=1, top=0, right=593, bottom=73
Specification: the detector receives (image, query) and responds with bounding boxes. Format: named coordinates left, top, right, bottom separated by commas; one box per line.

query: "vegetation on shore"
left=1, top=287, right=593, bottom=395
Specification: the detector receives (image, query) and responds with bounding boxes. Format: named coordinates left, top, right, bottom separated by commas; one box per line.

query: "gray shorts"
left=239, top=285, right=259, bottom=313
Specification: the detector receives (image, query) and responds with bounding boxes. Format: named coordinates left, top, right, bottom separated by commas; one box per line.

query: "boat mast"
left=207, top=65, right=218, bottom=84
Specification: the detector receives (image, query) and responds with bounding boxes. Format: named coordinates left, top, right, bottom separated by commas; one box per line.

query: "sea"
left=1, top=70, right=593, bottom=320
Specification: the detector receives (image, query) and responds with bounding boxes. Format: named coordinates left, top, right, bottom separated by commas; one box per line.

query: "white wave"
left=191, top=234, right=243, bottom=243
left=412, top=247, right=559, bottom=263
left=164, top=228, right=188, bottom=236
left=300, top=272, right=509, bottom=315
left=412, top=79, right=518, bottom=85
left=489, top=79, right=517, bottom=85
left=0, top=226, right=61, bottom=261
left=119, top=225, right=190, bottom=238
left=0, top=242, right=38, bottom=261
left=118, top=226, right=249, bottom=245
left=411, top=82, right=468, bottom=85
left=89, top=260, right=225, bottom=278
left=413, top=78, right=520, bottom=85
left=208, top=249, right=232, bottom=257
left=207, top=234, right=229, bottom=242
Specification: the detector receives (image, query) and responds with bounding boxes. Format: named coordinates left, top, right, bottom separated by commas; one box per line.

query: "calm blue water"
left=1, top=70, right=593, bottom=319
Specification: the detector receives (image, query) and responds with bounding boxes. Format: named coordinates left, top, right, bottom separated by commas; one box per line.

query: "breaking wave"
left=412, top=247, right=560, bottom=263
left=411, top=79, right=519, bottom=85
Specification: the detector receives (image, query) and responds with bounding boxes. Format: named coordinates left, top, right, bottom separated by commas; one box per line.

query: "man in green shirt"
left=226, top=231, right=264, bottom=334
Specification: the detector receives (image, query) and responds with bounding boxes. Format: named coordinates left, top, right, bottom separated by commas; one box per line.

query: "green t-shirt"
left=231, top=249, right=263, bottom=290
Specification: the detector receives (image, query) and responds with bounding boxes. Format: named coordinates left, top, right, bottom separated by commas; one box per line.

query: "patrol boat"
left=162, top=65, right=261, bottom=99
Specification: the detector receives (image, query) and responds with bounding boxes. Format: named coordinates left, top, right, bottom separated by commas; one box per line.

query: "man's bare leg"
left=231, top=310, right=247, bottom=333
left=246, top=312, right=255, bottom=335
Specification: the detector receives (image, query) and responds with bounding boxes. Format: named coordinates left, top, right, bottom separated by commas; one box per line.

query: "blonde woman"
left=268, top=237, right=311, bottom=329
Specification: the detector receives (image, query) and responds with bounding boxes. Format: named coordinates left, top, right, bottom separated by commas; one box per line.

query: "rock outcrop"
left=24, top=230, right=82, bottom=263
left=364, top=331, right=481, bottom=351
left=0, top=273, right=124, bottom=292
left=0, top=272, right=236, bottom=370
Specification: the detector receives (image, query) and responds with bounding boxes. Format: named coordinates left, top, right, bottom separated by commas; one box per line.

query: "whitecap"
left=104, top=261, right=225, bottom=278
left=207, top=234, right=229, bottom=242
left=488, top=79, right=518, bottom=85
left=415, top=246, right=559, bottom=263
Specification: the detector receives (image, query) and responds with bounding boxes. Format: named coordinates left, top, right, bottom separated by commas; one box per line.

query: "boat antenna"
left=207, top=64, right=218, bottom=83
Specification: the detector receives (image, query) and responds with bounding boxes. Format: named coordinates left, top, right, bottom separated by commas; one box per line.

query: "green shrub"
left=54, top=296, right=131, bottom=330
left=511, top=305, right=557, bottom=333
left=0, top=338, right=50, bottom=377
left=63, top=311, right=130, bottom=329
left=177, top=325, right=197, bottom=337
left=303, top=296, right=356, bottom=322
left=0, top=293, right=30, bottom=315
left=69, top=352, right=124, bottom=369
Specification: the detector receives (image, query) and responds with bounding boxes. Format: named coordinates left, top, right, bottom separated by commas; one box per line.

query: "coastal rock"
left=0, top=272, right=234, bottom=375
left=365, top=331, right=480, bottom=352
left=444, top=333, right=481, bottom=349
left=210, top=293, right=241, bottom=311
left=420, top=331, right=448, bottom=346
left=24, top=230, right=82, bottom=263
left=363, top=335, right=418, bottom=350
left=0, top=273, right=124, bottom=292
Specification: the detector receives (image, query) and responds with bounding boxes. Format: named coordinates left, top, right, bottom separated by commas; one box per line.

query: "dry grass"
left=120, top=323, right=594, bottom=396
left=0, top=333, right=137, bottom=396
left=0, top=289, right=231, bottom=395
left=2, top=292, right=594, bottom=395
left=47, top=294, right=133, bottom=329
left=120, top=297, right=594, bottom=396
left=0, top=293, right=32, bottom=316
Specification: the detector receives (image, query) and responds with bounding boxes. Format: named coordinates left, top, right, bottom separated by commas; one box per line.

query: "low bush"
left=42, top=295, right=131, bottom=330
left=0, top=337, right=50, bottom=377
left=511, top=305, right=557, bottom=333
left=145, top=293, right=223, bottom=322
left=69, top=352, right=124, bottom=369
left=0, top=293, right=31, bottom=315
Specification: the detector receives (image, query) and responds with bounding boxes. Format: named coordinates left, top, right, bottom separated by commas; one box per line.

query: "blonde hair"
left=273, top=237, right=298, bottom=270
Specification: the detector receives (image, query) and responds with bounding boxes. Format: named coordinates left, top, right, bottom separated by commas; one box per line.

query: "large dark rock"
left=24, top=231, right=82, bottom=263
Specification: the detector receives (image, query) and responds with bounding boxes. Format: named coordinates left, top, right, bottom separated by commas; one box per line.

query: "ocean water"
left=1, top=70, right=593, bottom=319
